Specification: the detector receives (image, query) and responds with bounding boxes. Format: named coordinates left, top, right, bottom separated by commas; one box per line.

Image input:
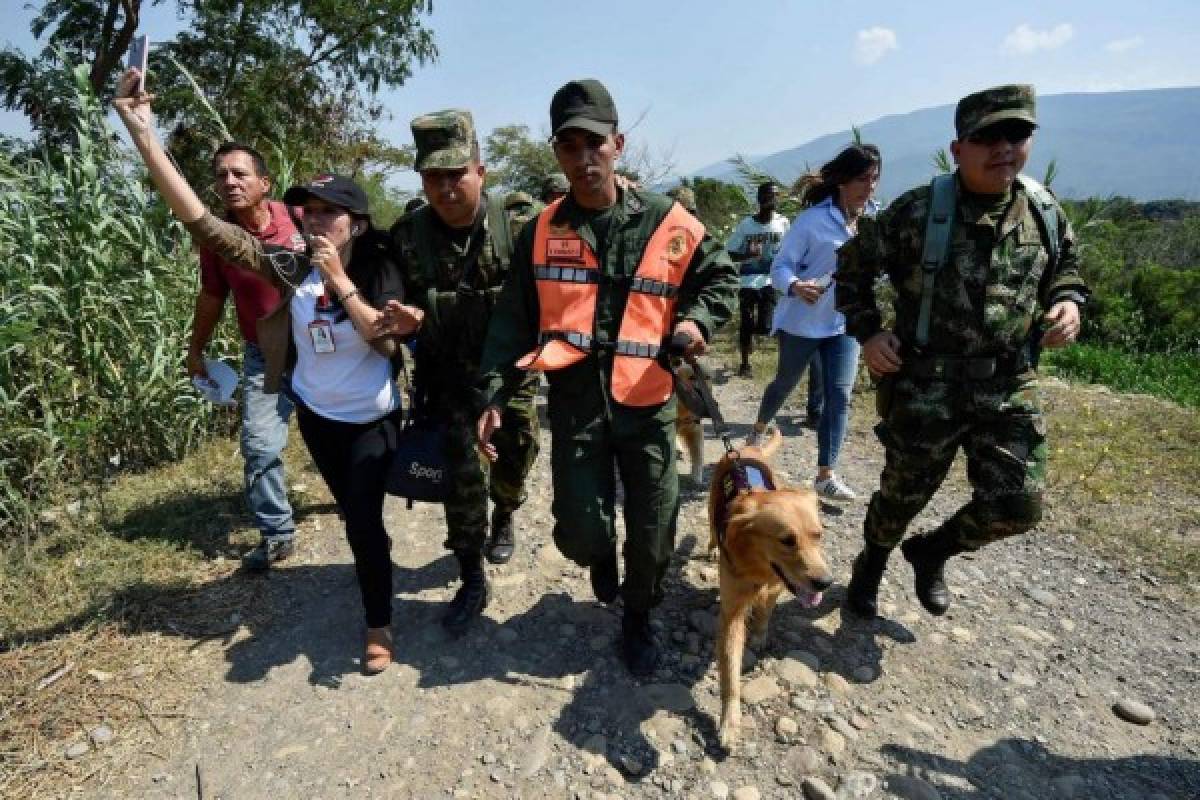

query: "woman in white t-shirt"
left=114, top=69, right=422, bottom=675
left=747, top=144, right=882, bottom=503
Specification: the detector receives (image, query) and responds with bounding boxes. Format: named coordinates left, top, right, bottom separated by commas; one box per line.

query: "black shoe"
left=621, top=609, right=659, bottom=678
left=485, top=510, right=515, bottom=565
left=844, top=542, right=892, bottom=619
left=443, top=549, right=489, bottom=635
left=241, top=536, right=295, bottom=572
left=900, top=530, right=967, bottom=616
left=589, top=549, right=620, bottom=604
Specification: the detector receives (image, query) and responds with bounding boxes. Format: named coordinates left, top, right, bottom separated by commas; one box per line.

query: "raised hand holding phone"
left=126, top=35, right=149, bottom=93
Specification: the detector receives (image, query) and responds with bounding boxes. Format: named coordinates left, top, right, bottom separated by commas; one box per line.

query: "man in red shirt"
left=186, top=142, right=306, bottom=571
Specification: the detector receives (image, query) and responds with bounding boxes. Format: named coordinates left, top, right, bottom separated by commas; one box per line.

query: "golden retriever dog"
left=674, top=362, right=706, bottom=484
left=706, top=428, right=833, bottom=747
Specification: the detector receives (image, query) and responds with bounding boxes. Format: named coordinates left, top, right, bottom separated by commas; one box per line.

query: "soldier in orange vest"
left=476, top=79, right=738, bottom=676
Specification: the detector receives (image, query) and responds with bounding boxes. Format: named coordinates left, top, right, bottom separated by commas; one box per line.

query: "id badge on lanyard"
left=308, top=319, right=335, bottom=353
left=309, top=288, right=336, bottom=353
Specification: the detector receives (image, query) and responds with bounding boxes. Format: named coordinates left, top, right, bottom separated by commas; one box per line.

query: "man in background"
left=187, top=142, right=306, bottom=572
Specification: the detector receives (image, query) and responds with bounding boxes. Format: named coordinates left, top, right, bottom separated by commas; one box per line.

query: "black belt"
left=539, top=331, right=661, bottom=359
left=905, top=351, right=1030, bottom=381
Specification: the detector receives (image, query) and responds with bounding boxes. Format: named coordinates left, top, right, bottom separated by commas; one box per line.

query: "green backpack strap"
left=485, top=192, right=514, bottom=269
left=1016, top=175, right=1060, bottom=266
left=916, top=173, right=958, bottom=349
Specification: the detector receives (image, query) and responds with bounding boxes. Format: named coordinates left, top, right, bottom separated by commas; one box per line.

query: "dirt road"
left=97, top=373, right=1198, bottom=800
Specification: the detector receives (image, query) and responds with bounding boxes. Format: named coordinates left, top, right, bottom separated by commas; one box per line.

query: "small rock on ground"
left=1112, top=698, right=1156, bottom=725
left=802, top=775, right=837, bottom=800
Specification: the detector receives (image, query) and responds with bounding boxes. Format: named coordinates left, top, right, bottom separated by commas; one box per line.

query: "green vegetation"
left=1043, top=344, right=1200, bottom=408
left=1, top=0, right=435, bottom=182
left=0, top=66, right=236, bottom=538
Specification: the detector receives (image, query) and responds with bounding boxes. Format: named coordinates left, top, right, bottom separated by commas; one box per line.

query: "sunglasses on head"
left=967, top=120, right=1035, bottom=145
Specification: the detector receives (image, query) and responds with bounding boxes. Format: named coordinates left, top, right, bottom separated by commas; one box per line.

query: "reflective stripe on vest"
left=517, top=198, right=706, bottom=406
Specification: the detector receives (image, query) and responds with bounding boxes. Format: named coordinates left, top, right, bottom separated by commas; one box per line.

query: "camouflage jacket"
left=836, top=174, right=1088, bottom=357
left=390, top=192, right=526, bottom=394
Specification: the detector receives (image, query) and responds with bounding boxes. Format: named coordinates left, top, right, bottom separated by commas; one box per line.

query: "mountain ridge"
left=690, top=87, right=1200, bottom=201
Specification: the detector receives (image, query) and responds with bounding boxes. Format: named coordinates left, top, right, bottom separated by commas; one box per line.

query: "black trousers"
left=738, top=286, right=776, bottom=355
left=296, top=403, right=401, bottom=628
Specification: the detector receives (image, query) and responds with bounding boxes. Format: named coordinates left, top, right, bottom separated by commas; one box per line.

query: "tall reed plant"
left=0, top=64, right=236, bottom=540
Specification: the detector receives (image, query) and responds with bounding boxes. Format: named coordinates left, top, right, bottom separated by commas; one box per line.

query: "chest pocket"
left=613, top=234, right=649, bottom=278
left=983, top=220, right=1049, bottom=343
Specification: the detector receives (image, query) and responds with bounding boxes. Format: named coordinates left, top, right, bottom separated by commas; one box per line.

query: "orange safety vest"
left=517, top=198, right=705, bottom=407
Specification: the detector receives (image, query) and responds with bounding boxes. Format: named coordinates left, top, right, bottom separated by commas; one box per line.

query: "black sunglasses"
left=967, top=120, right=1035, bottom=146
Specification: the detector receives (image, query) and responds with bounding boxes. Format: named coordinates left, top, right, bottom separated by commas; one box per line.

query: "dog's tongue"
left=798, top=590, right=824, bottom=608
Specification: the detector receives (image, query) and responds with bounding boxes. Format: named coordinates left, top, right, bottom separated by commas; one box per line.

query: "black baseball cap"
left=550, top=79, right=618, bottom=137
left=283, top=174, right=370, bottom=215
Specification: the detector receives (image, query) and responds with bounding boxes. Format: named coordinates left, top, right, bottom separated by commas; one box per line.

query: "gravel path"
left=100, top=370, right=1199, bottom=800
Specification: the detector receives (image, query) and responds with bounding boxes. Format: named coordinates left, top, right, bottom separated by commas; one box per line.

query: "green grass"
left=1042, top=343, right=1200, bottom=408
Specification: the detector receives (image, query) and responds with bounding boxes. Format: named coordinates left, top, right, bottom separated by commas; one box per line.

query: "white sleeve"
left=770, top=214, right=809, bottom=293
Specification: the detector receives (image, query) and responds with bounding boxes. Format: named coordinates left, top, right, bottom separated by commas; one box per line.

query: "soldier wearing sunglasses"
left=835, top=85, right=1089, bottom=621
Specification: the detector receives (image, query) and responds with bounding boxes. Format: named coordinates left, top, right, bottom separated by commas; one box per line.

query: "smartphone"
left=126, top=35, right=149, bottom=93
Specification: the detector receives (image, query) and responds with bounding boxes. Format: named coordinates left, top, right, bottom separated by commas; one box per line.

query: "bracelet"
left=339, top=288, right=360, bottom=304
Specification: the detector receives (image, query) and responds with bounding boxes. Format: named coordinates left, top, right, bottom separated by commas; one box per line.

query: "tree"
left=682, top=176, right=750, bottom=240
left=1, top=0, right=435, bottom=179
left=483, top=124, right=558, bottom=196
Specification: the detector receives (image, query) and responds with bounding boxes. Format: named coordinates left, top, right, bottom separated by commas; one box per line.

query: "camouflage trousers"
left=489, top=376, right=540, bottom=515
left=441, top=384, right=539, bottom=553
left=864, top=372, right=1046, bottom=551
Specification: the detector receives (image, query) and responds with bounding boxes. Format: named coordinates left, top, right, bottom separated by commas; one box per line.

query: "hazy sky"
left=3, top=0, right=1199, bottom=178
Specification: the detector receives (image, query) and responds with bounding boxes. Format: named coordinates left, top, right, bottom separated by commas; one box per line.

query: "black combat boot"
left=621, top=608, right=659, bottom=678
left=844, top=542, right=893, bottom=619
left=589, top=547, right=620, bottom=604
left=485, top=509, right=515, bottom=565
left=900, top=527, right=968, bottom=616
left=443, top=548, right=489, bottom=635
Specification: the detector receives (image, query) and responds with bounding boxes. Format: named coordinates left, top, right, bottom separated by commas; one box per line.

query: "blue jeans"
left=806, top=355, right=824, bottom=419
left=755, top=332, right=861, bottom=469
left=241, top=343, right=295, bottom=539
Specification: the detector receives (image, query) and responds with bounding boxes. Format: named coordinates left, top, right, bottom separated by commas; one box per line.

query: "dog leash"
left=666, top=334, right=747, bottom=570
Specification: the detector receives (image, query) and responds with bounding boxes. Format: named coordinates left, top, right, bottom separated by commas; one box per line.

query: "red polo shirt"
left=199, top=201, right=305, bottom=344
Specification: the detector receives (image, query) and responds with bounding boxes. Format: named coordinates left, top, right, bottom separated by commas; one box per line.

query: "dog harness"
left=713, top=457, right=775, bottom=540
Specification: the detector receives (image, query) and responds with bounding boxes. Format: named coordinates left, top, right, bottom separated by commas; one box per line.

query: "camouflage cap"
left=504, top=190, right=534, bottom=209
left=667, top=186, right=697, bottom=214
left=543, top=172, right=569, bottom=194
left=411, top=109, right=477, bottom=172
left=955, top=84, right=1037, bottom=139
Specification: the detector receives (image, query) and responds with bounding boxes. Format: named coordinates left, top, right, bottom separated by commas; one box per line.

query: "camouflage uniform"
left=666, top=186, right=698, bottom=215
left=504, top=191, right=544, bottom=240
left=836, top=85, right=1089, bottom=559
left=392, top=110, right=540, bottom=554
